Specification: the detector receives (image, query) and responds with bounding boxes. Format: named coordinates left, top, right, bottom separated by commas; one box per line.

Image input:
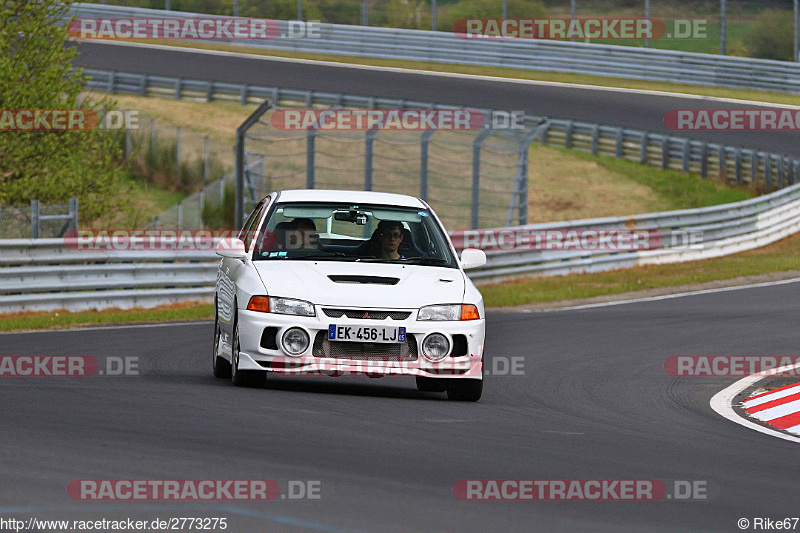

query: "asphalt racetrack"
left=73, top=41, right=800, bottom=157
left=2, top=282, right=798, bottom=532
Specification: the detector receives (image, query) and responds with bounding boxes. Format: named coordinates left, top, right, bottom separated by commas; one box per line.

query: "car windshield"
left=250, top=202, right=455, bottom=267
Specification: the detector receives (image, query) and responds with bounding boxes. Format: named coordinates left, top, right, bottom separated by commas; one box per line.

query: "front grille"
left=322, top=308, right=411, bottom=320
left=312, top=332, right=418, bottom=361
left=328, top=275, right=399, bottom=285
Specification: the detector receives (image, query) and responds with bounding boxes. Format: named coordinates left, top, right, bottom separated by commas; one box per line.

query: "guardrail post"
left=140, top=74, right=147, bottom=97
left=150, top=119, right=156, bottom=155
left=420, top=130, right=434, bottom=201
left=471, top=129, right=492, bottom=229
left=272, top=87, right=280, bottom=105
left=240, top=85, right=248, bottom=105
left=31, top=200, right=40, bottom=239
left=565, top=121, right=574, bottom=149
left=734, top=149, right=742, bottom=183
left=364, top=129, right=377, bottom=191
left=751, top=151, right=758, bottom=184
left=305, top=91, right=313, bottom=107
left=69, top=197, right=78, bottom=232
left=540, top=121, right=549, bottom=146
left=591, top=125, right=600, bottom=155
left=306, top=127, right=316, bottom=189
left=615, top=127, right=624, bottom=158
left=718, top=146, right=726, bottom=179
left=206, top=81, right=213, bottom=102
left=700, top=142, right=708, bottom=178
left=661, top=137, right=669, bottom=169
left=765, top=155, right=772, bottom=189
left=682, top=140, right=690, bottom=172
left=778, top=157, right=785, bottom=188
left=792, top=160, right=798, bottom=185
left=174, top=77, right=181, bottom=99
left=639, top=132, right=648, bottom=163
left=107, top=70, right=115, bottom=94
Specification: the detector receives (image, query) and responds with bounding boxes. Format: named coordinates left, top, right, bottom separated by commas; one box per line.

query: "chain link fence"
left=239, top=108, right=544, bottom=230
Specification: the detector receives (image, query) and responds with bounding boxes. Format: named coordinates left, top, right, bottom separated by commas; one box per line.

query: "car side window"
left=240, top=200, right=266, bottom=253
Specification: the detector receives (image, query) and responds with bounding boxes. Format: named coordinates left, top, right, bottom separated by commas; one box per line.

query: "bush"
left=202, top=182, right=237, bottom=229
left=744, top=10, right=795, bottom=61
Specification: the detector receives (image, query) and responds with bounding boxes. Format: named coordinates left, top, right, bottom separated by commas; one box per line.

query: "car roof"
left=272, top=189, right=426, bottom=209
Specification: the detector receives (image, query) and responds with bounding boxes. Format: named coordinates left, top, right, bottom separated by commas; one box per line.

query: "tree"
left=0, top=0, right=126, bottom=220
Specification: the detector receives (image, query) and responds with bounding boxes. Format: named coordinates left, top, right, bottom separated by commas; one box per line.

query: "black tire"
left=212, top=312, right=231, bottom=378
left=231, top=318, right=266, bottom=388
left=416, top=376, right=448, bottom=393
left=446, top=379, right=483, bottom=402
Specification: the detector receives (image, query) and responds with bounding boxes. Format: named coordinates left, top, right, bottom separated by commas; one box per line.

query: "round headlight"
left=422, top=333, right=450, bottom=361
left=282, top=328, right=310, bottom=355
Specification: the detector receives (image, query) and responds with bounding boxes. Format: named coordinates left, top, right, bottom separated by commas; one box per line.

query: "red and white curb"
left=710, top=363, right=800, bottom=443
left=741, top=382, right=800, bottom=436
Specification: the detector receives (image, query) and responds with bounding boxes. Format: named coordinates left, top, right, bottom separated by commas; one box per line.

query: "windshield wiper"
left=360, top=256, right=449, bottom=265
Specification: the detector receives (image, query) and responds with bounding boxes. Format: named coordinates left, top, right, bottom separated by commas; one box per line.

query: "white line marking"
left=78, top=40, right=800, bottom=109
left=523, top=277, right=800, bottom=313
left=709, top=362, right=800, bottom=443
left=742, top=382, right=800, bottom=407
left=1, top=321, right=213, bottom=336
left=784, top=423, right=800, bottom=435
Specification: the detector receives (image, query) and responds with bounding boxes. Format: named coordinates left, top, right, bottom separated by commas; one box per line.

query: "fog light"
left=282, top=328, right=310, bottom=355
left=422, top=333, right=450, bottom=361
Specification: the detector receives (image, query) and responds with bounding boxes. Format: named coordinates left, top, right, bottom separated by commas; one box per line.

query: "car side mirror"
left=215, top=238, right=247, bottom=259
left=460, top=248, right=486, bottom=270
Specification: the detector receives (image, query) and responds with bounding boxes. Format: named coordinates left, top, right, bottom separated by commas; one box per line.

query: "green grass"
left=481, top=229, right=800, bottom=307
left=563, top=148, right=754, bottom=211
left=0, top=303, right=213, bottom=332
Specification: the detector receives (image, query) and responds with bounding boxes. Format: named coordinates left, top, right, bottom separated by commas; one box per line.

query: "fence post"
left=177, top=201, right=183, bottom=231
left=240, top=84, right=248, bottom=105
left=69, top=197, right=78, bottom=232
left=540, top=121, right=549, bottom=146
left=176, top=127, right=182, bottom=170
left=125, top=127, right=131, bottom=160
left=31, top=200, right=40, bottom=239
left=204, top=136, right=210, bottom=183
left=140, top=73, right=147, bottom=97
left=420, top=130, right=434, bottom=201
left=471, top=129, right=492, bottom=229
left=199, top=190, right=205, bottom=230
left=306, top=127, right=316, bottom=189
left=150, top=119, right=156, bottom=155
left=364, top=129, right=377, bottom=191
left=591, top=125, right=600, bottom=155
left=107, top=70, right=115, bottom=93
left=206, top=81, right=213, bottom=103
left=615, top=127, right=624, bottom=158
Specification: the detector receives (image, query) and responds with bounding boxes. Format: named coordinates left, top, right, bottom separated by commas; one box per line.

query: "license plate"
left=328, top=325, right=406, bottom=343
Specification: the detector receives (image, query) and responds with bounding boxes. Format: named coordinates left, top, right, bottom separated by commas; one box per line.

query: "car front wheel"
left=212, top=314, right=231, bottom=378
left=231, top=319, right=266, bottom=388
left=446, top=379, right=482, bottom=402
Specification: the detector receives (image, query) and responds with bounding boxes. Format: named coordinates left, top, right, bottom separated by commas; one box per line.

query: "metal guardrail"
left=2, top=183, right=798, bottom=312
left=70, top=3, right=800, bottom=95
left=84, top=68, right=799, bottom=192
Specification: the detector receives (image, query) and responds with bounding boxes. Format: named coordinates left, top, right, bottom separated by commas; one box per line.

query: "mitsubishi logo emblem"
left=363, top=312, right=370, bottom=319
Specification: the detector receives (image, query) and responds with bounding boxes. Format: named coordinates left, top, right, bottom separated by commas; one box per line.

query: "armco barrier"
left=83, top=68, right=798, bottom=191
left=68, top=3, right=800, bottom=95
left=2, top=183, right=798, bottom=312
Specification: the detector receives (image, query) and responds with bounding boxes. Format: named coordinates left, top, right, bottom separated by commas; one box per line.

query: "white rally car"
left=213, top=189, right=487, bottom=401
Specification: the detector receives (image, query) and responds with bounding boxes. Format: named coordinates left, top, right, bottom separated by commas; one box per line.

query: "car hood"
left=253, top=260, right=465, bottom=308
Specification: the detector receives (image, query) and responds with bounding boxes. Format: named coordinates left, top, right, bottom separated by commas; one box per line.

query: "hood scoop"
left=328, top=275, right=400, bottom=285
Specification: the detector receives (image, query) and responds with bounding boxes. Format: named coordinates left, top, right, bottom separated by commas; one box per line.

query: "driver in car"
left=376, top=220, right=404, bottom=260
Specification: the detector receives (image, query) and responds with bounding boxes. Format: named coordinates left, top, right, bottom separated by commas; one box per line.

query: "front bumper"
left=236, top=306, right=485, bottom=379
